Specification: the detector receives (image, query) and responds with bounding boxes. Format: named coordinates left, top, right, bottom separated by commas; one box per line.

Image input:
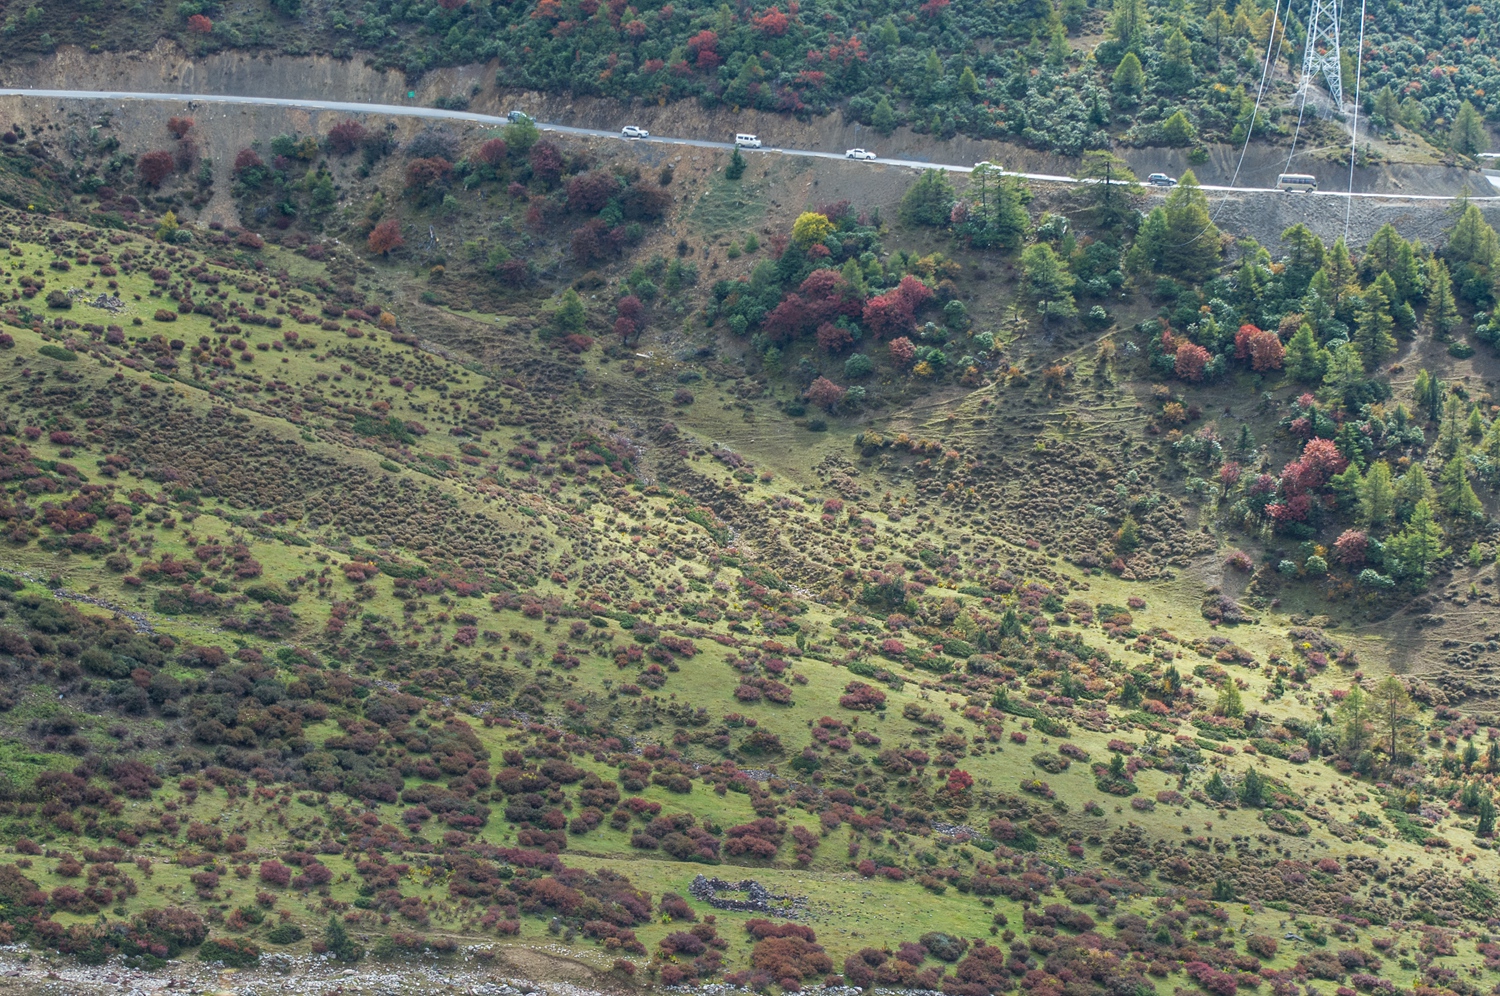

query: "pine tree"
left=958, top=65, right=979, bottom=97
left=1447, top=203, right=1500, bottom=270
left=1214, top=680, right=1244, bottom=718
left=1354, top=282, right=1398, bottom=370
left=1393, top=463, right=1435, bottom=523
left=549, top=288, right=587, bottom=336
left=1239, top=766, right=1265, bottom=807
left=1021, top=243, right=1076, bottom=322
left=872, top=97, right=897, bottom=135
left=1151, top=170, right=1219, bottom=282
left=155, top=210, right=179, bottom=243
left=726, top=146, right=747, bottom=180
left=1284, top=323, right=1329, bottom=383
left=1359, top=460, right=1395, bottom=527
left=1336, top=685, right=1370, bottom=757
left=1161, top=29, right=1195, bottom=90
left=1479, top=794, right=1496, bottom=838
left=1438, top=455, right=1483, bottom=520
left=1424, top=257, right=1461, bottom=337
left=1451, top=100, right=1488, bottom=157
left=1161, top=109, right=1197, bottom=146
left=1111, top=52, right=1145, bottom=101
left=1370, top=675, right=1417, bottom=772
left=325, top=916, right=363, bottom=963
left=1387, top=498, right=1449, bottom=584
left=1108, top=0, right=1146, bottom=48
left=1414, top=368, right=1444, bottom=421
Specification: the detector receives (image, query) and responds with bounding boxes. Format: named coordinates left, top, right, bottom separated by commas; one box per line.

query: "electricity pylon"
left=1299, top=0, right=1344, bottom=106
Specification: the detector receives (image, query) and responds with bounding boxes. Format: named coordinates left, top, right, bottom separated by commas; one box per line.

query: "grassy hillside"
left=0, top=84, right=1496, bottom=996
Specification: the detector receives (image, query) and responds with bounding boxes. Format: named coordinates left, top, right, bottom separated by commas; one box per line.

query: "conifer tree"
left=1354, top=283, right=1398, bottom=370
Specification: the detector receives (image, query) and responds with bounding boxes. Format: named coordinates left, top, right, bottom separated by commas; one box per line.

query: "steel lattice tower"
left=1300, top=0, right=1344, bottom=106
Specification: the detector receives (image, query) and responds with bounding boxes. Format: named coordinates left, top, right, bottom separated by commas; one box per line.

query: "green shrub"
left=38, top=343, right=77, bottom=361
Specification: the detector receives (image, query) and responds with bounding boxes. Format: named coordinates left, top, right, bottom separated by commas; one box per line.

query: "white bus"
left=1277, top=173, right=1317, bottom=192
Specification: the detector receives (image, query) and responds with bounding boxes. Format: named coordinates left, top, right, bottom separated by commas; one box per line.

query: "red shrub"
left=186, top=13, right=213, bottom=32
left=888, top=336, right=915, bottom=367
left=368, top=219, right=404, bottom=256
left=167, top=117, right=194, bottom=139
left=805, top=376, right=845, bottom=412
left=530, top=142, right=564, bottom=185
left=257, top=861, right=292, bottom=887
left=1174, top=342, right=1211, bottom=382
left=1332, top=529, right=1369, bottom=567
left=816, top=322, right=853, bottom=353
left=406, top=157, right=453, bottom=190
left=137, top=150, right=176, bottom=188
left=477, top=138, right=509, bottom=166
left=326, top=120, right=368, bottom=155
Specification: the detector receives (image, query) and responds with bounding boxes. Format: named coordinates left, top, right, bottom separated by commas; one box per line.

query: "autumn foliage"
left=367, top=219, right=404, bottom=256
left=137, top=151, right=176, bottom=188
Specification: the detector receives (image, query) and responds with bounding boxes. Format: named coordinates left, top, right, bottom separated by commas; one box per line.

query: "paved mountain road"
left=0, top=87, right=1495, bottom=201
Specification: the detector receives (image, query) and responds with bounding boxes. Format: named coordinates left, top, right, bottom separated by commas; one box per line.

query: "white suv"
left=845, top=148, right=877, bottom=160
left=734, top=133, right=762, bottom=148
left=621, top=125, right=649, bottom=139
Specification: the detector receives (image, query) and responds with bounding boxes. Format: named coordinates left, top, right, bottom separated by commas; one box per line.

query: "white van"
left=734, top=134, right=762, bottom=149
left=1278, top=173, right=1317, bottom=192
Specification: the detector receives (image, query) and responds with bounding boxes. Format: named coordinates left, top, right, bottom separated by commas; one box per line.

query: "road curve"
left=0, top=87, right=1494, bottom=202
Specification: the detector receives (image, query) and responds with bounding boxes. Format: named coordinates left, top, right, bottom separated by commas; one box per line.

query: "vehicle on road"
left=621, top=125, right=649, bottom=139
left=973, top=160, right=997, bottom=170
left=845, top=148, right=877, bottom=160
left=506, top=110, right=533, bottom=123
left=734, top=133, right=762, bottom=148
left=1277, top=173, right=1317, bottom=192
left=1147, top=173, right=1177, bottom=187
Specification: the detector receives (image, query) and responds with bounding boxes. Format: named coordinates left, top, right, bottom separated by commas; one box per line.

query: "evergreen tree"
left=1076, top=151, right=1142, bottom=229
left=1322, top=341, right=1366, bottom=397
left=1447, top=203, right=1499, bottom=271
left=1214, top=679, right=1244, bottom=718
left=1161, top=29, right=1195, bottom=90
left=726, top=146, right=747, bottom=180
left=1413, top=368, right=1444, bottom=421
left=1160, top=109, right=1197, bottom=146
left=1108, top=0, right=1146, bottom=49
left=1239, top=766, right=1265, bottom=807
left=872, top=96, right=897, bottom=135
left=1111, top=52, right=1145, bottom=101
left=1393, top=463, right=1435, bottom=523
left=1451, top=100, right=1488, bottom=157
left=899, top=169, right=957, bottom=226
left=1479, top=794, right=1496, bottom=838
left=1438, top=455, right=1483, bottom=520
left=1021, top=243, right=1077, bottom=322
left=1204, top=5, right=1231, bottom=51
left=1141, top=170, right=1220, bottom=282
left=548, top=288, right=587, bottom=337
left=1424, top=257, right=1461, bottom=337
left=1374, top=271, right=1417, bottom=337
left=1370, top=675, right=1417, bottom=771
left=1353, top=283, right=1398, bottom=370
left=1386, top=498, right=1449, bottom=584
left=958, top=65, right=979, bottom=97
left=1363, top=223, right=1419, bottom=300
left=325, top=916, right=363, bottom=963
left=1336, top=685, right=1370, bottom=757
left=1281, top=223, right=1326, bottom=292
left=1284, top=323, right=1329, bottom=383
left=1359, top=460, right=1395, bottom=527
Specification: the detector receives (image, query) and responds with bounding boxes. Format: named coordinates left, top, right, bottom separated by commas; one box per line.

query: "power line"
left=1343, top=0, right=1370, bottom=241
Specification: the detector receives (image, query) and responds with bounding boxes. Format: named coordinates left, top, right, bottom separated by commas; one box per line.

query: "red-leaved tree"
left=186, top=13, right=213, bottom=32
left=367, top=219, right=404, bottom=256
left=326, top=120, right=368, bottom=155
left=1173, top=341, right=1210, bottom=382
left=806, top=376, right=846, bottom=411
left=137, top=150, right=176, bottom=188
left=530, top=141, right=564, bottom=186
left=477, top=138, right=509, bottom=167
left=888, top=336, right=915, bottom=368
left=406, top=157, right=453, bottom=190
